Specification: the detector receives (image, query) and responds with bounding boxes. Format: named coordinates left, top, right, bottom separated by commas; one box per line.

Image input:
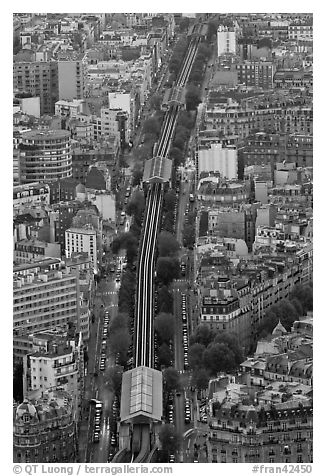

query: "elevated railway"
left=117, top=32, right=203, bottom=463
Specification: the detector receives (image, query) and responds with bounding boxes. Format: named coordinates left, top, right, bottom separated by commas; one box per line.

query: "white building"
left=55, top=99, right=85, bottom=118
left=100, top=107, right=120, bottom=140
left=13, top=183, right=50, bottom=207
left=65, top=226, right=98, bottom=273
left=23, top=329, right=84, bottom=419
left=198, top=143, right=238, bottom=180
left=217, top=26, right=236, bottom=57
left=108, top=92, right=133, bottom=140
left=15, top=97, right=41, bottom=118
left=94, top=192, right=116, bottom=223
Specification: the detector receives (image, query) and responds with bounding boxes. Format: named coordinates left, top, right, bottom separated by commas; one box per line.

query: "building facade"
left=236, top=61, right=274, bottom=89
left=18, top=130, right=72, bottom=184
left=217, top=26, right=236, bottom=56
left=13, top=60, right=59, bottom=115
left=13, top=268, right=79, bottom=364
left=65, top=226, right=98, bottom=273
left=209, top=399, right=313, bottom=463
left=13, top=389, right=77, bottom=463
left=57, top=59, right=87, bottom=101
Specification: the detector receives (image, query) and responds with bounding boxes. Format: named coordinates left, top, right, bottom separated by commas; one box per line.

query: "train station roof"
left=143, top=156, right=172, bottom=183
left=120, top=366, right=163, bottom=424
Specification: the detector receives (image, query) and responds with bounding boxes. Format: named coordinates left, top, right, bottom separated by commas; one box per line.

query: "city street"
left=78, top=272, right=120, bottom=463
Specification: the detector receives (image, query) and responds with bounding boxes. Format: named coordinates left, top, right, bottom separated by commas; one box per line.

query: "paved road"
left=92, top=277, right=120, bottom=463
left=78, top=272, right=121, bottom=463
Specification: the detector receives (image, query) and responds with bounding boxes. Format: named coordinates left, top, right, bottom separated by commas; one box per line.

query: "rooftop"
left=120, top=366, right=162, bottom=423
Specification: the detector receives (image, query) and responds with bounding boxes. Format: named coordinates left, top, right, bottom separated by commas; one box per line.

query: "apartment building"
left=197, top=179, right=250, bottom=205
left=18, top=130, right=72, bottom=184
left=209, top=397, right=312, bottom=463
left=23, top=329, right=84, bottom=419
left=55, top=99, right=85, bottom=118
left=217, top=26, right=236, bottom=56
left=65, top=226, right=98, bottom=273
left=205, top=103, right=312, bottom=139
left=288, top=23, right=313, bottom=41
left=13, top=60, right=59, bottom=115
left=13, top=268, right=79, bottom=364
left=14, top=240, right=61, bottom=264
left=13, top=389, right=77, bottom=463
left=274, top=69, right=313, bottom=90
left=197, top=248, right=312, bottom=351
left=48, top=201, right=84, bottom=251
left=240, top=132, right=313, bottom=169
left=236, top=61, right=274, bottom=89
left=13, top=183, right=50, bottom=207
left=57, top=58, right=87, bottom=101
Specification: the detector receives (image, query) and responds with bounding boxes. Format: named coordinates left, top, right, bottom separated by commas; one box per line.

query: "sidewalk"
left=77, top=290, right=105, bottom=462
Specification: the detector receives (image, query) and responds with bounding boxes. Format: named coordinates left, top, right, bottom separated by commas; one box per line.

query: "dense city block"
left=13, top=12, right=313, bottom=465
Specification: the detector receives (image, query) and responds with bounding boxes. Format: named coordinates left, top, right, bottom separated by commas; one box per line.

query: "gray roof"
left=143, top=156, right=172, bottom=183
left=120, top=366, right=162, bottom=423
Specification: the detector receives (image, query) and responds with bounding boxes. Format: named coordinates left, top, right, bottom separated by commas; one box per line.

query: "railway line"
left=121, top=31, right=202, bottom=463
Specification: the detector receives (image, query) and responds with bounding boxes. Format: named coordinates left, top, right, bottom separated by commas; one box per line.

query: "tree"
left=109, top=312, right=129, bottom=334
left=105, top=366, right=123, bottom=395
left=189, top=70, right=203, bottom=84
left=178, top=17, right=190, bottom=32
left=169, top=147, right=183, bottom=166
left=185, top=83, right=201, bottom=111
left=163, top=190, right=177, bottom=213
left=163, top=368, right=181, bottom=393
left=174, top=125, right=189, bottom=141
left=177, top=110, right=195, bottom=130
left=188, top=343, right=205, bottom=370
left=290, top=284, right=313, bottom=314
left=112, top=232, right=138, bottom=263
left=155, top=313, right=175, bottom=343
left=162, top=211, right=175, bottom=234
left=158, top=231, right=180, bottom=257
left=213, top=332, right=243, bottom=366
left=150, top=94, right=162, bottom=111
left=126, top=190, right=145, bottom=218
left=172, top=135, right=186, bottom=151
left=159, top=424, right=181, bottom=457
left=118, top=274, right=136, bottom=313
left=203, top=342, right=237, bottom=375
left=108, top=328, right=131, bottom=362
left=207, top=20, right=218, bottom=42
left=143, top=117, right=160, bottom=136
left=191, top=368, right=210, bottom=391
left=183, top=223, right=195, bottom=248
left=197, top=43, right=212, bottom=59
left=276, top=300, right=299, bottom=330
left=158, top=285, right=174, bottom=314
left=157, top=343, right=173, bottom=368
left=257, top=307, right=279, bottom=337
left=156, top=257, right=180, bottom=285
left=132, top=166, right=144, bottom=186
left=190, top=325, right=216, bottom=347
left=291, top=297, right=304, bottom=317
left=134, top=144, right=152, bottom=162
